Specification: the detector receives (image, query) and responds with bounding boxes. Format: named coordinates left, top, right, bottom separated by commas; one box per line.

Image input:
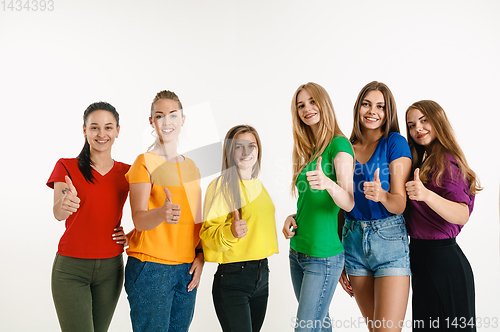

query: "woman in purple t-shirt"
left=405, top=100, right=482, bottom=331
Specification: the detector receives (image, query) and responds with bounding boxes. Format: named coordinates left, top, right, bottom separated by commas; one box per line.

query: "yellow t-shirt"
left=200, top=177, right=278, bottom=263
left=125, top=152, right=202, bottom=265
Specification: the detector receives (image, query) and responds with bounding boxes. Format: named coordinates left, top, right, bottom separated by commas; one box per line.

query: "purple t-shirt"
left=405, top=154, right=475, bottom=240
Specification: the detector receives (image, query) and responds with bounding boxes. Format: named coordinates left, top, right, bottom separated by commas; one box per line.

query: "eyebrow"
left=407, top=115, right=426, bottom=124
left=90, top=123, right=114, bottom=125
left=297, top=97, right=313, bottom=104
left=362, top=98, right=384, bottom=104
left=154, top=110, right=179, bottom=114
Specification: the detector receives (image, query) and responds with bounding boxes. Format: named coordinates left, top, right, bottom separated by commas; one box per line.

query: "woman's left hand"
left=112, top=226, right=129, bottom=248
left=306, top=157, right=332, bottom=190
left=188, top=253, right=205, bottom=292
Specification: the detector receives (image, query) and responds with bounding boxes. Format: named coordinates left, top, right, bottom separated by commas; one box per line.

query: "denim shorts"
left=342, top=214, right=411, bottom=277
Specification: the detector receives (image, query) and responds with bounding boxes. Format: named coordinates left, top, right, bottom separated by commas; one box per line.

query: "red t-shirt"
left=47, top=158, right=130, bottom=259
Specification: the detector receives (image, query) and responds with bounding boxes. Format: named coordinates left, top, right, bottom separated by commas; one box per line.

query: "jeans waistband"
left=345, top=214, right=404, bottom=231
left=219, top=258, right=268, bottom=268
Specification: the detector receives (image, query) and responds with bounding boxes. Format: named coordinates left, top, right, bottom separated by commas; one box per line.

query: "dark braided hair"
left=77, top=102, right=119, bottom=183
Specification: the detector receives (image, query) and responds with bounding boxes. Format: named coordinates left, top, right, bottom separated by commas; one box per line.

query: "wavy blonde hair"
left=405, top=100, right=481, bottom=195
left=290, top=82, right=347, bottom=194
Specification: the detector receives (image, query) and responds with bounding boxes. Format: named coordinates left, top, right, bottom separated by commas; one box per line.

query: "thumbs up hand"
left=162, top=187, right=181, bottom=224
left=60, top=175, right=81, bottom=215
left=306, top=156, right=331, bottom=190
left=363, top=168, right=384, bottom=202
left=405, top=168, right=429, bottom=202
left=231, top=209, right=247, bottom=239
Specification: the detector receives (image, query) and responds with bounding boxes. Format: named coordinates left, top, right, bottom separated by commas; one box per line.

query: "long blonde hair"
left=290, top=82, right=347, bottom=194
left=405, top=100, right=482, bottom=195
left=211, top=125, right=262, bottom=214
left=350, top=81, right=400, bottom=143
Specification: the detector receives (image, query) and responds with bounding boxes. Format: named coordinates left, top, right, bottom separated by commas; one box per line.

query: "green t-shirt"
left=291, top=136, right=353, bottom=257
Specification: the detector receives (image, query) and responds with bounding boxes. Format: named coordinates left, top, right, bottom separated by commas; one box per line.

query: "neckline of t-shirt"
left=148, top=151, right=187, bottom=163
left=354, top=136, right=385, bottom=166
left=91, top=160, right=116, bottom=178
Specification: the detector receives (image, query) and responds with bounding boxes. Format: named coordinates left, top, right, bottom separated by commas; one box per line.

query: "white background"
left=1, top=0, right=499, bottom=331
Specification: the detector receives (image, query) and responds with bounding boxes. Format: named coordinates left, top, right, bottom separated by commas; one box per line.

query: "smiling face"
left=233, top=132, right=259, bottom=177
left=406, top=107, right=437, bottom=151
left=296, top=88, right=321, bottom=129
left=150, top=98, right=185, bottom=144
left=83, top=110, right=119, bottom=153
left=358, top=89, right=386, bottom=131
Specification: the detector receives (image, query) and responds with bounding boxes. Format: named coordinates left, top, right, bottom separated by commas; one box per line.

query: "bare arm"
left=328, top=152, right=355, bottom=212
left=364, top=157, right=411, bottom=215
left=305, top=152, right=354, bottom=211
left=129, top=183, right=181, bottom=231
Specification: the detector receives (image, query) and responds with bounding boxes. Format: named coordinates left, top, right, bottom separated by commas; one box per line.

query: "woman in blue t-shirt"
left=339, top=81, right=412, bottom=332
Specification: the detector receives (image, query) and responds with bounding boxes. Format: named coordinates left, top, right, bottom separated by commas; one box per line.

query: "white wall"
left=1, top=1, right=499, bottom=331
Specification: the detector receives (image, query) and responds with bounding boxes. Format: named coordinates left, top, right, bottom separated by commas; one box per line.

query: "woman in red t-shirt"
left=47, top=101, right=130, bottom=332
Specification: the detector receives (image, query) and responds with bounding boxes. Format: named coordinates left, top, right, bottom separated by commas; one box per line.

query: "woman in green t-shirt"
left=283, top=82, right=355, bottom=332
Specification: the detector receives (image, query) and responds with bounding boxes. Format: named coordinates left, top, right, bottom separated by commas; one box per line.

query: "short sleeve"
left=328, top=136, right=354, bottom=159
left=125, top=154, right=151, bottom=184
left=46, top=159, right=70, bottom=189
left=438, top=161, right=475, bottom=214
left=387, top=132, right=412, bottom=163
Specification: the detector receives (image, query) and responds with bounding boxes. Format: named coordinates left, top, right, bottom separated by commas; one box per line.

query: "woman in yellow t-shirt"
left=200, top=125, right=278, bottom=332
left=124, top=90, right=204, bottom=332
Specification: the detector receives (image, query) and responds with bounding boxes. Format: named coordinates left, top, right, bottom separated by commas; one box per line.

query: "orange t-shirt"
left=125, top=152, right=202, bottom=265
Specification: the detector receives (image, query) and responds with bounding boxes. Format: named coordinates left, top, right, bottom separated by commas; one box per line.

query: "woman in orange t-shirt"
left=124, top=90, right=204, bottom=332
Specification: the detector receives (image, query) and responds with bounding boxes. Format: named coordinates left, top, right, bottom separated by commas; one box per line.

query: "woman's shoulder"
left=57, top=157, right=78, bottom=164
left=443, top=153, right=462, bottom=175
left=114, top=160, right=131, bottom=173
left=386, top=131, right=408, bottom=144
left=326, top=135, right=353, bottom=155
left=53, top=158, right=79, bottom=170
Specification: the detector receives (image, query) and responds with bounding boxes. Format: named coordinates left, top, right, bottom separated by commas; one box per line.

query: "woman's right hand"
left=282, top=214, right=297, bottom=239
left=161, top=187, right=181, bottom=224
left=60, top=175, right=80, bottom=215
left=339, top=268, right=354, bottom=297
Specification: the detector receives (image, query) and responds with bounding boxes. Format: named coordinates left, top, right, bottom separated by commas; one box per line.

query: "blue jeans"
left=342, top=214, right=411, bottom=277
left=124, top=256, right=197, bottom=332
left=289, top=248, right=344, bottom=332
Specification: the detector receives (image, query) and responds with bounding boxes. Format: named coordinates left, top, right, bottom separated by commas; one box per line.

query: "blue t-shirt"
left=346, top=132, right=411, bottom=221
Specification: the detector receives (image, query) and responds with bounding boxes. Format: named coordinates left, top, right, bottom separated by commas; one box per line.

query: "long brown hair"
left=349, top=81, right=400, bottom=143
left=290, top=82, right=347, bottom=195
left=405, top=100, right=481, bottom=195
left=211, top=125, right=262, bottom=214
